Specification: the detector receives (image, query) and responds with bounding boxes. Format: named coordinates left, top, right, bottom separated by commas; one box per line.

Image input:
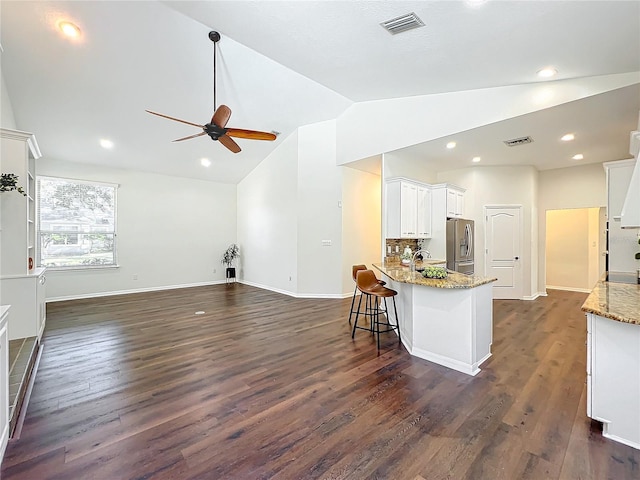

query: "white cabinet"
left=386, top=179, right=431, bottom=239
left=586, top=312, right=640, bottom=449
left=604, top=160, right=637, bottom=273
left=1, top=269, right=47, bottom=341
left=446, top=186, right=465, bottom=218
left=416, top=185, right=432, bottom=238
left=1, top=129, right=46, bottom=342
left=0, top=306, right=8, bottom=460
left=1, top=129, right=41, bottom=276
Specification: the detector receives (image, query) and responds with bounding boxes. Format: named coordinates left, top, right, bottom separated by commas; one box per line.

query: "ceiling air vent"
left=381, top=13, right=425, bottom=35
left=503, top=136, right=533, bottom=147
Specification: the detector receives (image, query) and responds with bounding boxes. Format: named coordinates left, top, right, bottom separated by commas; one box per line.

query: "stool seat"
left=348, top=264, right=385, bottom=325
left=352, top=269, right=401, bottom=350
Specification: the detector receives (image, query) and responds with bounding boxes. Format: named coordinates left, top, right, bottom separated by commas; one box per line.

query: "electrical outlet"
left=213, top=268, right=216, bottom=274
left=321, top=240, right=332, bottom=246
left=132, top=274, right=138, bottom=280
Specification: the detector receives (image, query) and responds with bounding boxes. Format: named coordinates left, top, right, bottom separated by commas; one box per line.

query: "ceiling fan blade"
left=218, top=134, right=241, bottom=153
left=212, top=105, right=232, bottom=128
left=146, top=110, right=204, bottom=128
left=226, top=128, right=277, bottom=141
left=172, top=132, right=207, bottom=142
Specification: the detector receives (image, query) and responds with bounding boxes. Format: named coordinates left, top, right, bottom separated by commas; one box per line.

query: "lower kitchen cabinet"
left=586, top=312, right=640, bottom=449
left=0, top=268, right=46, bottom=341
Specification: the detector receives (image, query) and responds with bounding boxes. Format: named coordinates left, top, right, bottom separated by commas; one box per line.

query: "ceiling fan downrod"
left=209, top=31, right=220, bottom=112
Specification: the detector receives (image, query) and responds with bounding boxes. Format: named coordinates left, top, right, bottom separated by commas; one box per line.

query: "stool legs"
left=348, top=284, right=358, bottom=325
left=352, top=293, right=401, bottom=350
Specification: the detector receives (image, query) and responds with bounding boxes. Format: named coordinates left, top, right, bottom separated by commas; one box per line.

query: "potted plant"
left=0, top=173, right=26, bottom=196
left=222, top=244, right=240, bottom=280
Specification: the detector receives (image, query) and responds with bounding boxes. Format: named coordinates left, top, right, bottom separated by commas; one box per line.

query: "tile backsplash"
left=385, top=238, right=420, bottom=262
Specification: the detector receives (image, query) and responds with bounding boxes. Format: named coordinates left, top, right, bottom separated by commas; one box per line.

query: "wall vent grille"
left=503, top=136, right=533, bottom=147
left=381, top=13, right=425, bottom=35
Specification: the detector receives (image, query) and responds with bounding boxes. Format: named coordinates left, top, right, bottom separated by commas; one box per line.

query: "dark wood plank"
left=1, top=285, right=638, bottom=479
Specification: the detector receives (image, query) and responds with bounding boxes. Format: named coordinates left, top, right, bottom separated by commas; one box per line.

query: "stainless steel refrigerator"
left=446, top=218, right=474, bottom=275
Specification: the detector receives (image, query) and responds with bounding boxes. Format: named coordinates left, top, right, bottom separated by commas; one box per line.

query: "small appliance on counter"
left=446, top=218, right=474, bottom=275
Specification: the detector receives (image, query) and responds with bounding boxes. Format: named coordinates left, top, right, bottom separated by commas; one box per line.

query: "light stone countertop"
left=581, top=274, right=640, bottom=325
left=373, top=263, right=497, bottom=289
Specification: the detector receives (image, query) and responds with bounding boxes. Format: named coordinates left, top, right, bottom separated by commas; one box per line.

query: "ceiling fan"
left=146, top=31, right=276, bottom=154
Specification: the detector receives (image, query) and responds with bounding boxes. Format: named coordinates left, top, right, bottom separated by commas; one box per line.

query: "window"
left=37, top=176, right=117, bottom=269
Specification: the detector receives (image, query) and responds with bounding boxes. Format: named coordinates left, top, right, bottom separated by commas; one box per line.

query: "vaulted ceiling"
left=1, top=1, right=639, bottom=183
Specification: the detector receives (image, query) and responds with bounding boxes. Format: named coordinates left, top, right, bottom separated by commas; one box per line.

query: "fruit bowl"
left=422, top=266, right=448, bottom=279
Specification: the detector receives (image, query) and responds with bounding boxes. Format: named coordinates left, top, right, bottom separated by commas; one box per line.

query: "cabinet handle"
left=40, top=275, right=47, bottom=285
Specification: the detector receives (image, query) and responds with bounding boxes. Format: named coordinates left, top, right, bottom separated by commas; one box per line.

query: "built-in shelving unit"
left=0, top=128, right=47, bottom=341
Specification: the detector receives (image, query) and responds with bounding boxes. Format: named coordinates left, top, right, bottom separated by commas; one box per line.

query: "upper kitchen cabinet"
left=604, top=159, right=637, bottom=273
left=430, top=183, right=466, bottom=219
left=620, top=128, right=640, bottom=228
left=386, top=178, right=432, bottom=239
left=0, top=129, right=41, bottom=275
left=446, top=186, right=465, bottom=218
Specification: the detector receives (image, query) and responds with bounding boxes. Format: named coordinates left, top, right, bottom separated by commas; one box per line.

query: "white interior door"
left=485, top=206, right=522, bottom=299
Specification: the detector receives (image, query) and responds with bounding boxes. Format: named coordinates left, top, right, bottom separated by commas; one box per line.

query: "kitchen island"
left=581, top=273, right=640, bottom=450
left=373, top=263, right=497, bottom=376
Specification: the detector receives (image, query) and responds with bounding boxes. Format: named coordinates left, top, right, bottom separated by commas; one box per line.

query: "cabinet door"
left=446, top=189, right=457, bottom=217
left=400, top=182, right=418, bottom=237
left=417, top=186, right=432, bottom=238
left=456, top=191, right=464, bottom=217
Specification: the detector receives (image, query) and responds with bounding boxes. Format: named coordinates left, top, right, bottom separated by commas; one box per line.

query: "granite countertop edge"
left=581, top=274, right=640, bottom=325
left=373, top=263, right=497, bottom=290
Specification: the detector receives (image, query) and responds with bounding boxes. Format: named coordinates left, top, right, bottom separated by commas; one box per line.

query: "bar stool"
left=352, top=269, right=401, bottom=350
left=348, top=265, right=386, bottom=325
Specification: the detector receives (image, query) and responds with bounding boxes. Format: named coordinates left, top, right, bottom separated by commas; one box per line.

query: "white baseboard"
left=46, top=280, right=226, bottom=303
left=521, top=291, right=548, bottom=300
left=546, top=285, right=591, bottom=294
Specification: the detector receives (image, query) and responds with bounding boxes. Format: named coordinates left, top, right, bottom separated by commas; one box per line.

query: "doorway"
left=484, top=206, right=523, bottom=299
left=545, top=207, right=605, bottom=292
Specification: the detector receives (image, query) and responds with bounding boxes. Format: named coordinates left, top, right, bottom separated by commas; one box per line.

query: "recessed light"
left=572, top=154, right=584, bottom=160
left=99, top=139, right=114, bottom=149
left=201, top=158, right=211, bottom=167
left=561, top=133, right=575, bottom=142
left=58, top=21, right=81, bottom=38
left=446, top=141, right=457, bottom=149
left=537, top=67, right=557, bottom=78
left=472, top=156, right=481, bottom=163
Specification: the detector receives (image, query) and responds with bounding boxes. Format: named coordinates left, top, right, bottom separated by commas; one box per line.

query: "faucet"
left=410, top=249, right=431, bottom=272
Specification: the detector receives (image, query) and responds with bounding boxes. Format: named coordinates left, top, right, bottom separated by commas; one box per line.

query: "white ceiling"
left=1, top=1, right=639, bottom=184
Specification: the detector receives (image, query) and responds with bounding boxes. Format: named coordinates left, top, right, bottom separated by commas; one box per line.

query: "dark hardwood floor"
left=1, top=284, right=638, bottom=479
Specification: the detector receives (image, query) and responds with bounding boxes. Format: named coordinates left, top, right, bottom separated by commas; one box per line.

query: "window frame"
left=37, top=175, right=119, bottom=270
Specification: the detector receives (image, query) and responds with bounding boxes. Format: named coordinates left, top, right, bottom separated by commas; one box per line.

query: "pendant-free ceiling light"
left=58, top=21, right=81, bottom=38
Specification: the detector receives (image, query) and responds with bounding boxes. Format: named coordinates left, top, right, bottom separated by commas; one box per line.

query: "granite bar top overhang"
left=581, top=273, right=640, bottom=325
left=373, top=263, right=497, bottom=289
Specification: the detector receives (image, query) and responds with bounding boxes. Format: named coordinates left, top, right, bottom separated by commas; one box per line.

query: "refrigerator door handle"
left=467, top=224, right=473, bottom=259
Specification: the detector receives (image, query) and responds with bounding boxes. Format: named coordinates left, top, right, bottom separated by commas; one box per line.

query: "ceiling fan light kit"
left=146, top=31, right=276, bottom=154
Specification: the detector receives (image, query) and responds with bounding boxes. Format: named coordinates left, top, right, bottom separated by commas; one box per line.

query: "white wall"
left=37, top=159, right=237, bottom=300
left=341, top=165, right=381, bottom=294
left=537, top=163, right=606, bottom=293
left=1, top=71, right=16, bottom=129
left=237, top=131, right=299, bottom=294
left=297, top=121, right=344, bottom=296
left=438, top=166, right=538, bottom=299
left=383, top=153, right=438, bottom=184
